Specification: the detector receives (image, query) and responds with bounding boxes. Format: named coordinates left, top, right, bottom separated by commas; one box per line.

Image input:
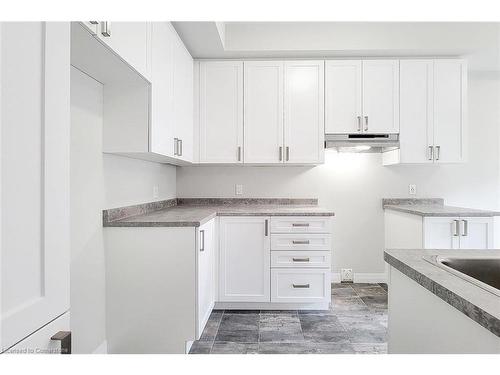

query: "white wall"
left=70, top=67, right=177, bottom=353
left=177, top=73, right=500, bottom=276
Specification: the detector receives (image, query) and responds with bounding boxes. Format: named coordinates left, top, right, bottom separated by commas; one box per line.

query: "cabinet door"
left=1, top=22, right=70, bottom=351
left=80, top=21, right=98, bottom=36
left=433, top=59, right=466, bottom=163
left=423, top=218, right=459, bottom=249
left=284, top=61, right=324, bottom=164
left=172, top=30, right=194, bottom=162
left=399, top=60, right=434, bottom=163
left=244, top=61, right=284, bottom=163
left=97, top=22, right=151, bottom=79
left=362, top=60, right=399, bottom=134
left=219, top=217, right=270, bottom=302
left=458, top=217, right=493, bottom=249
left=325, top=60, right=362, bottom=134
left=150, top=22, right=174, bottom=157
left=199, top=61, right=243, bottom=163
left=197, top=219, right=215, bottom=338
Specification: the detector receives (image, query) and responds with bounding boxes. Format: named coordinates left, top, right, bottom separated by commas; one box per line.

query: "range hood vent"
left=325, top=133, right=399, bottom=153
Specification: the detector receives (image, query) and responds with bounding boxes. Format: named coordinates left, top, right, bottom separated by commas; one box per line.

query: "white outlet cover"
left=341, top=268, right=353, bottom=282
left=235, top=184, right=243, bottom=195
left=153, top=185, right=159, bottom=198
left=409, top=184, right=417, bottom=195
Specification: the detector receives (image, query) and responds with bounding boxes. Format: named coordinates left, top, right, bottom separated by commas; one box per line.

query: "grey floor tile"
left=352, top=283, right=380, bottom=289
left=223, top=309, right=260, bottom=314
left=378, top=283, right=388, bottom=292
left=354, top=286, right=387, bottom=297
left=346, top=328, right=387, bottom=344
left=299, top=314, right=350, bottom=343
left=189, top=341, right=212, bottom=354
left=215, top=330, right=260, bottom=343
left=313, top=343, right=356, bottom=354
left=332, top=286, right=358, bottom=297
left=218, top=313, right=259, bottom=331
left=352, top=343, right=388, bottom=354
left=258, top=342, right=319, bottom=354
left=199, top=311, right=223, bottom=341
left=260, top=310, right=298, bottom=315
left=332, top=283, right=354, bottom=289
left=360, top=295, right=388, bottom=309
left=211, top=342, right=258, bottom=354
left=259, top=313, right=304, bottom=342
left=331, top=296, right=370, bottom=315
left=298, top=309, right=336, bottom=315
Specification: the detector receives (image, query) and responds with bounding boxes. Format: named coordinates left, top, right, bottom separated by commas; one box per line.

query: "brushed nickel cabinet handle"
left=279, top=146, right=283, bottom=161
left=292, top=257, right=310, bottom=262
left=428, top=146, right=433, bottom=161
left=179, top=139, right=183, bottom=156
left=174, top=138, right=178, bottom=156
left=286, top=146, right=290, bottom=161
left=292, top=223, right=309, bottom=227
left=265, top=219, right=269, bottom=237
left=364, top=116, right=368, bottom=131
left=237, top=146, right=242, bottom=162
left=292, top=240, right=310, bottom=245
left=453, top=220, right=460, bottom=236
left=461, top=220, right=468, bottom=236
left=51, top=331, right=71, bottom=354
left=435, top=145, right=441, bottom=161
left=199, top=230, right=205, bottom=251
left=357, top=116, right=362, bottom=132
left=292, top=284, right=310, bottom=289
left=100, top=21, right=111, bottom=37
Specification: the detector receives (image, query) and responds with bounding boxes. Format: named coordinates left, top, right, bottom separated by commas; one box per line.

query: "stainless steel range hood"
left=325, top=134, right=399, bottom=153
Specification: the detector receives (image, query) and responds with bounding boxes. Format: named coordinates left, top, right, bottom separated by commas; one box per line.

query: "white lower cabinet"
left=197, top=219, right=215, bottom=338
left=218, top=217, right=271, bottom=302
left=271, top=269, right=330, bottom=303
left=423, top=217, right=494, bottom=249
left=271, top=251, right=331, bottom=268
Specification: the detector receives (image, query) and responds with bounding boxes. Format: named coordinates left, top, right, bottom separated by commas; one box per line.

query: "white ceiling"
left=172, top=22, right=500, bottom=71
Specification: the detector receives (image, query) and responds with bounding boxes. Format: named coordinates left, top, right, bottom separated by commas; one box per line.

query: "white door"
left=199, top=61, right=243, bottom=163
left=325, top=60, right=362, bottom=134
left=96, top=22, right=151, bottom=79
left=399, top=60, right=434, bottom=163
left=1, top=22, right=70, bottom=351
left=150, top=22, right=174, bottom=157
left=219, top=217, right=270, bottom=302
left=362, top=60, right=399, bottom=134
left=244, top=61, right=284, bottom=163
left=172, top=30, right=194, bottom=162
left=458, top=217, right=494, bottom=249
left=283, top=60, right=324, bottom=164
left=197, top=219, right=215, bottom=338
left=423, top=218, right=460, bottom=249
left=433, top=59, right=466, bottom=163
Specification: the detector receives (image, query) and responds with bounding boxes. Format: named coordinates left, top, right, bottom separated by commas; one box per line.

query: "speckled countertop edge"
left=384, top=250, right=500, bottom=337
left=382, top=198, right=500, bottom=217
left=103, top=198, right=334, bottom=228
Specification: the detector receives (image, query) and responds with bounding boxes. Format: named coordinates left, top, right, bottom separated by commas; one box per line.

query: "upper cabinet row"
left=197, top=60, right=325, bottom=164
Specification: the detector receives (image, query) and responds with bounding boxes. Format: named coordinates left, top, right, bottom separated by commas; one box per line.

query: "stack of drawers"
left=270, top=216, right=332, bottom=305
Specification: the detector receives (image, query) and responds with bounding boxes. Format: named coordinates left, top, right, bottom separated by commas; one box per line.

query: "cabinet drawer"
left=271, top=234, right=331, bottom=251
left=271, top=251, right=331, bottom=268
left=270, top=217, right=331, bottom=233
left=271, top=269, right=330, bottom=303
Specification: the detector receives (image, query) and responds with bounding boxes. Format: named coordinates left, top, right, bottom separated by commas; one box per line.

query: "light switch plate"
left=409, top=184, right=417, bottom=195
left=235, top=184, right=243, bottom=196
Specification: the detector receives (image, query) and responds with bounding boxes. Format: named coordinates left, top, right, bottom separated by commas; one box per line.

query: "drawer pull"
left=292, top=240, right=310, bottom=245
left=292, top=283, right=310, bottom=289
left=292, top=223, right=310, bottom=227
left=292, top=257, right=310, bottom=262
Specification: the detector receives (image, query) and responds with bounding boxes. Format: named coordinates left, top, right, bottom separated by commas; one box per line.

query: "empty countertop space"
left=382, top=198, right=500, bottom=217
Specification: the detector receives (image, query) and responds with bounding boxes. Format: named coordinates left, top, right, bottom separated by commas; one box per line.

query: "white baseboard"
left=92, top=340, right=108, bottom=354
left=331, top=272, right=387, bottom=284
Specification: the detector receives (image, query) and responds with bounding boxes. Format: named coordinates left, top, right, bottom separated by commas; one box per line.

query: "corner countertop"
left=103, top=198, right=335, bottom=228
left=382, top=198, right=500, bottom=217
left=384, top=248, right=500, bottom=338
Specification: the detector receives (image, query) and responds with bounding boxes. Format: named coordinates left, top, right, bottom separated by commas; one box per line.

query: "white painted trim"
left=92, top=340, right=108, bottom=354
left=331, top=271, right=388, bottom=284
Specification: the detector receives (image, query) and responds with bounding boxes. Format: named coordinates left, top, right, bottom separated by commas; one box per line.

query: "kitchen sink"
left=424, top=255, right=500, bottom=297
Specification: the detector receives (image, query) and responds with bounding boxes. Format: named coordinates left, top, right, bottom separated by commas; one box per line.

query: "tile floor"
left=189, top=283, right=388, bottom=354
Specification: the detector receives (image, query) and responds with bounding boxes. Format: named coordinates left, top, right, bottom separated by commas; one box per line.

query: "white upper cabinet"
left=325, top=60, right=362, bottom=134
left=199, top=61, right=244, bottom=163
left=150, top=22, right=174, bottom=157
left=244, top=61, right=284, bottom=163
left=283, top=60, right=325, bottom=164
left=399, top=60, right=434, bottom=163
left=362, top=60, right=400, bottom=134
left=433, top=59, right=466, bottom=163
left=172, top=31, right=194, bottom=162
left=96, top=22, right=152, bottom=80
left=394, top=59, right=466, bottom=164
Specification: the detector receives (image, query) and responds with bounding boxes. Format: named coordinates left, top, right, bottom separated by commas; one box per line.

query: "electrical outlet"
left=341, top=268, right=353, bottom=283
left=235, top=184, right=243, bottom=196
left=408, top=184, right=417, bottom=196
left=153, top=185, right=159, bottom=199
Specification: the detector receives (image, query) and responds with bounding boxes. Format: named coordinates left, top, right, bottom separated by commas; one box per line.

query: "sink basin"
left=424, top=255, right=500, bottom=297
